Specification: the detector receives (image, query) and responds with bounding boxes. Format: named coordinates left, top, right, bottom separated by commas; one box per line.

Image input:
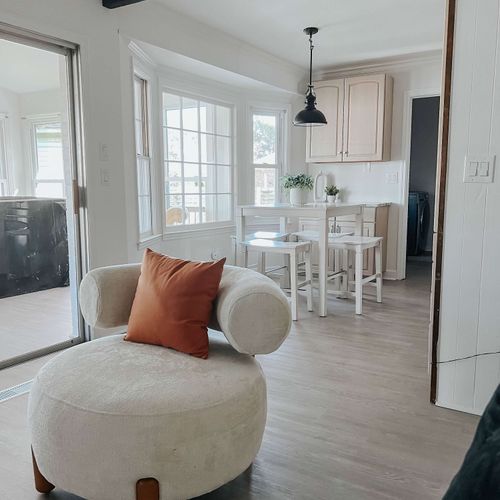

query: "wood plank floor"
left=0, top=287, right=72, bottom=364
left=0, top=262, right=479, bottom=499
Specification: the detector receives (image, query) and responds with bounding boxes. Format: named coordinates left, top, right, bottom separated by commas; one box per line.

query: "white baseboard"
left=435, top=400, right=483, bottom=416
left=383, top=269, right=399, bottom=280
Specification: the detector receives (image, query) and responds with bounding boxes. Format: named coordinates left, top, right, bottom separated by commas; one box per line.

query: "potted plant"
left=282, top=174, right=314, bottom=206
left=325, top=184, right=340, bottom=203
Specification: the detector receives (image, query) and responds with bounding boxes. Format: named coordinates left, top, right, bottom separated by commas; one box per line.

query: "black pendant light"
left=293, top=27, right=327, bottom=127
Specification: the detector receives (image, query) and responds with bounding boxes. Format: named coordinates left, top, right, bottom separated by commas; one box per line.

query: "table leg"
left=355, top=208, right=364, bottom=236
left=236, top=211, right=246, bottom=266
left=280, top=216, right=291, bottom=289
left=319, top=215, right=328, bottom=317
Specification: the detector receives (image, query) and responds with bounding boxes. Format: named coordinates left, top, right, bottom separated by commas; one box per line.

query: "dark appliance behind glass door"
left=0, top=198, right=69, bottom=299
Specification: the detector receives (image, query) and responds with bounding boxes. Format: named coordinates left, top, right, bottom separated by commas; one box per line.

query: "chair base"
left=32, top=448, right=55, bottom=494
left=136, top=478, right=160, bottom=500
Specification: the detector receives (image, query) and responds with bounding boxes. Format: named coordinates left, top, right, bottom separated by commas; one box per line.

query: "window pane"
left=166, top=179, right=182, bottom=194
left=185, top=194, right=201, bottom=224
left=184, top=163, right=199, bottom=194
left=137, top=157, right=151, bottom=196
left=255, top=167, right=277, bottom=205
left=216, top=105, right=231, bottom=136
left=199, top=101, right=215, bottom=133
left=202, top=164, right=216, bottom=193
left=183, top=131, right=199, bottom=163
left=165, top=161, right=182, bottom=179
left=165, top=195, right=185, bottom=226
left=35, top=182, right=64, bottom=198
left=135, top=119, right=143, bottom=155
left=253, top=114, right=276, bottom=164
left=163, top=93, right=181, bottom=128
left=216, top=136, right=231, bottom=165
left=182, top=97, right=198, bottom=131
left=200, top=133, right=215, bottom=163
left=202, top=194, right=216, bottom=223
left=216, top=194, right=232, bottom=221
left=165, top=128, right=181, bottom=161
left=216, top=165, right=231, bottom=193
left=138, top=196, right=152, bottom=234
left=34, top=123, right=64, bottom=182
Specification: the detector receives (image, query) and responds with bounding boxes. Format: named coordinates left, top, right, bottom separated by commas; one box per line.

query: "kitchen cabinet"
left=306, top=73, right=393, bottom=163
left=306, top=79, right=344, bottom=163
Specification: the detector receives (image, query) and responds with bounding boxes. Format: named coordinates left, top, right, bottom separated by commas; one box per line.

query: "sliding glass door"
left=0, top=24, right=86, bottom=368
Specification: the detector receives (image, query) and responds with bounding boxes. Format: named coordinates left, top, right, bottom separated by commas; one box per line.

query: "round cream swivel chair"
left=28, top=264, right=291, bottom=500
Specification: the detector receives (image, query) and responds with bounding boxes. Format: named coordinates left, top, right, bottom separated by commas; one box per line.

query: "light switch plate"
left=464, top=155, right=495, bottom=183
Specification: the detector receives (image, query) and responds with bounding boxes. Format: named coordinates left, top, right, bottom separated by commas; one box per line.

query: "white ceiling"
left=153, top=0, right=445, bottom=70
left=0, top=39, right=62, bottom=94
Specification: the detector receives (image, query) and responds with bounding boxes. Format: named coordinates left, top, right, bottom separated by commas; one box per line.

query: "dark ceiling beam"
left=103, top=0, right=146, bottom=9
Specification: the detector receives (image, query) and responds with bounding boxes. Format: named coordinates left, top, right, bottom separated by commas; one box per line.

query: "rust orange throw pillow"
left=125, top=249, right=225, bottom=359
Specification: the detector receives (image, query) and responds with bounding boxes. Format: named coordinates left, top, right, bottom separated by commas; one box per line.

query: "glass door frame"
left=0, top=22, right=88, bottom=369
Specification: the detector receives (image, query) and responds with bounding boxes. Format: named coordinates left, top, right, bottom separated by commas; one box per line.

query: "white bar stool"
left=242, top=239, right=313, bottom=321
left=329, top=236, right=383, bottom=315
left=231, top=231, right=289, bottom=266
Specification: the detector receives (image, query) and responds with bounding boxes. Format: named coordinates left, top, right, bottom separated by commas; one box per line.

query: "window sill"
left=162, top=223, right=235, bottom=241
left=137, top=234, right=162, bottom=250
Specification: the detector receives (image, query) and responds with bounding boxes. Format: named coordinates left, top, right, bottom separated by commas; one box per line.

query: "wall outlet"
left=100, top=168, right=110, bottom=186
left=211, top=250, right=222, bottom=260
left=385, top=172, right=399, bottom=184
left=99, top=142, right=110, bottom=162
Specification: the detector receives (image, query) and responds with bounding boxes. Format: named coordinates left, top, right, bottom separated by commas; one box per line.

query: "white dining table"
left=236, top=202, right=364, bottom=317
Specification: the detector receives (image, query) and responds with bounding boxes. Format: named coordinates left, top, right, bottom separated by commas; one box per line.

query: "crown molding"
left=128, top=40, right=157, bottom=67
left=316, top=50, right=443, bottom=80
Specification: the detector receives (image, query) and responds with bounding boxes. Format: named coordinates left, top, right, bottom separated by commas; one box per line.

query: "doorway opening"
left=406, top=96, right=440, bottom=272
left=0, top=27, right=86, bottom=369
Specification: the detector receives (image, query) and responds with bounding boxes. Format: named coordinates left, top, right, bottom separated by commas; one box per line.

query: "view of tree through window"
left=252, top=113, right=280, bottom=205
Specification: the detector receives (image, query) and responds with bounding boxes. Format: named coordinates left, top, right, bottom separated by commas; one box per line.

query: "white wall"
left=409, top=96, right=440, bottom=252
left=18, top=89, right=63, bottom=117
left=436, top=0, right=500, bottom=415
left=0, top=86, right=25, bottom=194
left=0, top=0, right=303, bottom=270
left=303, top=56, right=442, bottom=278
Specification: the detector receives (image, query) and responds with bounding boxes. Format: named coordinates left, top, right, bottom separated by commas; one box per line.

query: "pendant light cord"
left=308, top=32, right=314, bottom=90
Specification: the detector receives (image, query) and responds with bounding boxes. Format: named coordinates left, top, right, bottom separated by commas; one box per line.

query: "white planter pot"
left=326, top=195, right=336, bottom=204
left=289, top=188, right=305, bottom=206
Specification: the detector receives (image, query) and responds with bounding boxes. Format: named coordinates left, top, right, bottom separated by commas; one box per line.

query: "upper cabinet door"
left=343, top=74, right=391, bottom=162
left=306, top=79, right=344, bottom=163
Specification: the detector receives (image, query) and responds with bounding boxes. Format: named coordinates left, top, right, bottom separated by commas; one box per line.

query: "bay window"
left=163, top=92, right=233, bottom=228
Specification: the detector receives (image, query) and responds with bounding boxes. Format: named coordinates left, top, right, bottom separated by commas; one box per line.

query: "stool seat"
left=330, top=235, right=383, bottom=249
left=28, top=335, right=267, bottom=500
left=292, top=230, right=354, bottom=242
left=243, top=238, right=311, bottom=253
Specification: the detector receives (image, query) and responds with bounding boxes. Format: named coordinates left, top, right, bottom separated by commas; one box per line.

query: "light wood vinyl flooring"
left=0, top=287, right=72, bottom=364
left=0, top=262, right=479, bottom=499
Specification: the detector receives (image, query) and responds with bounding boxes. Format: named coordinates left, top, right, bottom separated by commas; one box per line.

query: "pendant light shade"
left=294, top=27, right=327, bottom=127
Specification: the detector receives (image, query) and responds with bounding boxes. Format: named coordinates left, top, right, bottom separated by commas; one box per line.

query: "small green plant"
left=324, top=184, right=339, bottom=196
left=282, top=173, right=314, bottom=190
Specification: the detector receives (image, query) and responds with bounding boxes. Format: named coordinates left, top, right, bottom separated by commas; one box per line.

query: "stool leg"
left=355, top=247, right=363, bottom=315
left=290, top=251, right=298, bottom=321
left=375, top=242, right=383, bottom=303
left=258, top=252, right=266, bottom=274
left=136, top=478, right=159, bottom=500
left=243, top=246, right=249, bottom=268
left=32, top=447, right=55, bottom=494
left=305, top=248, right=313, bottom=312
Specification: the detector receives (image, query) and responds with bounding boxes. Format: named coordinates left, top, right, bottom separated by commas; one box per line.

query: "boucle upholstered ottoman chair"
left=28, top=264, right=291, bottom=500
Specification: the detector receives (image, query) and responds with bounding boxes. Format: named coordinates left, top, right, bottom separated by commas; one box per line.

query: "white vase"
left=326, top=195, right=335, bottom=204
left=289, top=188, right=305, bottom=206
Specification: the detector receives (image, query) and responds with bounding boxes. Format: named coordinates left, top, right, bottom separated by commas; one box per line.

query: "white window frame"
left=0, top=113, right=9, bottom=196
left=161, top=87, right=235, bottom=234
left=26, top=113, right=65, bottom=198
left=133, top=71, right=155, bottom=240
left=250, top=107, right=287, bottom=205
